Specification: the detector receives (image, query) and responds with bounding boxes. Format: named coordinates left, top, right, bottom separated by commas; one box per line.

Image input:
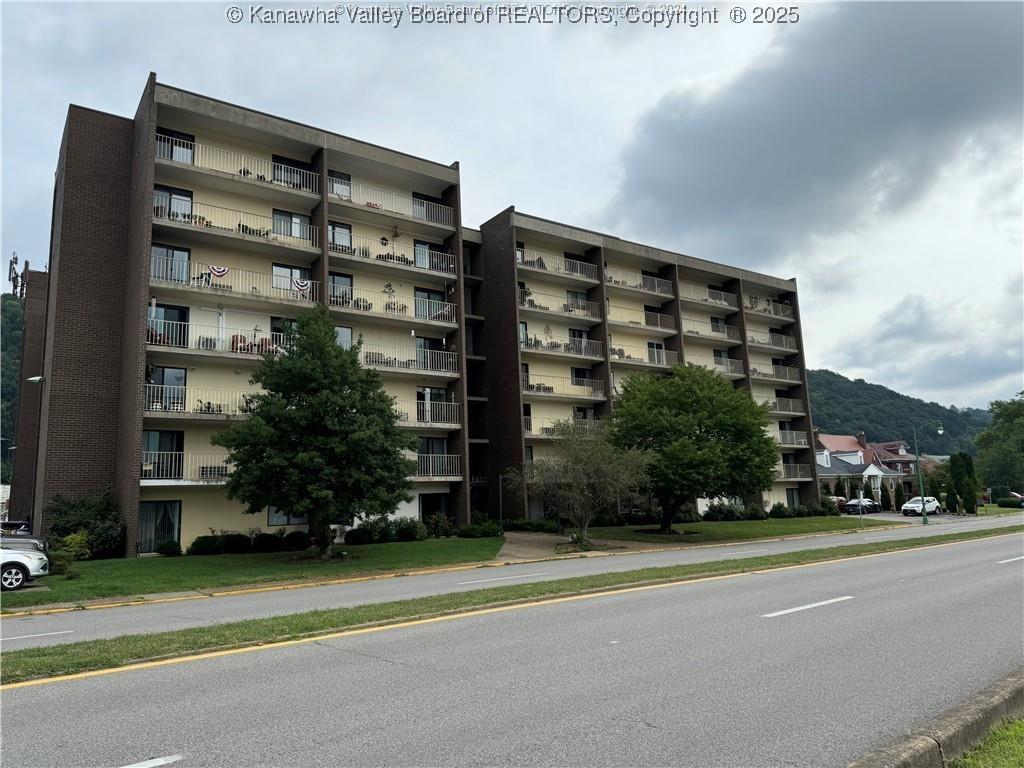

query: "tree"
left=976, top=393, right=1024, bottom=492
left=1, top=293, right=25, bottom=484
left=945, top=487, right=960, bottom=514
left=504, top=422, right=646, bottom=543
left=833, top=477, right=847, bottom=498
left=820, top=479, right=831, bottom=496
left=863, top=483, right=875, bottom=502
left=895, top=484, right=906, bottom=509
left=609, top=365, right=779, bottom=533
left=961, top=477, right=978, bottom=514
left=949, top=452, right=975, bottom=498
left=880, top=484, right=893, bottom=511
left=213, top=306, right=417, bottom=557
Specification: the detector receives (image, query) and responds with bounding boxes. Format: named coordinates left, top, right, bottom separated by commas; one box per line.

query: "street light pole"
left=911, top=419, right=944, bottom=526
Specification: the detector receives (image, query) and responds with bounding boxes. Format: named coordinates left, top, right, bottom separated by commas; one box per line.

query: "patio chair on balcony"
left=231, top=335, right=253, bottom=354
left=385, top=301, right=409, bottom=315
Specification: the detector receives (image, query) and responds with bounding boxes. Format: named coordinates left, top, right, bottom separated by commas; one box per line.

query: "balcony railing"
left=150, top=256, right=320, bottom=304
left=607, top=307, right=676, bottom=332
left=416, top=454, right=461, bottom=477
left=521, top=373, right=606, bottom=398
left=140, top=451, right=231, bottom=482
left=777, top=464, right=812, bottom=480
left=328, top=178, right=454, bottom=228
left=777, top=430, right=810, bottom=447
left=750, top=363, right=802, bottom=382
left=359, top=343, right=459, bottom=374
left=746, top=298, right=795, bottom=319
left=516, top=249, right=599, bottom=282
left=689, top=358, right=745, bottom=376
left=146, top=320, right=292, bottom=356
left=153, top=198, right=320, bottom=249
left=519, top=289, right=601, bottom=319
left=144, top=385, right=252, bottom=416
left=155, top=135, right=319, bottom=194
left=678, top=284, right=738, bottom=308
left=747, top=331, right=797, bottom=350
left=604, top=267, right=673, bottom=296
left=765, top=397, right=805, bottom=415
left=523, top=417, right=603, bottom=437
left=394, top=400, right=461, bottom=426
left=609, top=344, right=679, bottom=366
left=328, top=285, right=457, bottom=325
left=680, top=318, right=741, bottom=342
left=520, top=335, right=603, bottom=358
left=328, top=233, right=457, bottom=276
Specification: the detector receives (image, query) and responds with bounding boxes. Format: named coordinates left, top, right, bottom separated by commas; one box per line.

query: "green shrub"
left=156, top=540, right=182, bottom=557
left=961, top=479, right=978, bottom=514
left=803, top=504, right=822, bottom=517
left=220, top=533, right=252, bottom=554
left=997, top=498, right=1022, bottom=508
left=945, top=488, right=960, bottom=515
left=394, top=518, right=429, bottom=542
left=795, top=505, right=810, bottom=518
left=894, top=485, right=906, bottom=509
left=457, top=520, right=503, bottom=538
left=187, top=535, right=224, bottom=556
left=880, top=485, right=893, bottom=511
left=423, top=511, right=456, bottom=538
left=46, top=490, right=125, bottom=559
left=745, top=504, right=768, bottom=521
left=283, top=530, right=311, bottom=551
left=47, top=549, right=73, bottom=576
left=769, top=502, right=793, bottom=519
left=502, top=518, right=558, bottom=533
left=357, top=517, right=395, bottom=544
left=343, top=526, right=374, bottom=545
left=821, top=497, right=840, bottom=516
left=674, top=504, right=702, bottom=523
left=592, top=508, right=625, bottom=527
left=60, top=531, right=91, bottom=561
left=990, top=486, right=1010, bottom=502
left=252, top=532, right=283, bottom=553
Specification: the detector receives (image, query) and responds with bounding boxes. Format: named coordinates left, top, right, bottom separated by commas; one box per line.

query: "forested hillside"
left=807, top=369, right=990, bottom=455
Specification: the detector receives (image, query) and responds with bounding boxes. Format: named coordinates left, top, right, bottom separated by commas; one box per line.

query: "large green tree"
left=975, top=393, right=1024, bottom=493
left=1, top=293, right=25, bottom=483
left=212, top=306, right=417, bottom=556
left=609, top=365, right=779, bottom=532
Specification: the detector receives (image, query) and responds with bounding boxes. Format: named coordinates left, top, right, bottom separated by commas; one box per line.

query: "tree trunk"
left=310, top=512, right=333, bottom=559
left=659, top=503, right=675, bottom=533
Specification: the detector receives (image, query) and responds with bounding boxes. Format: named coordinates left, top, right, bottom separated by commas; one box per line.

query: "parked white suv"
left=901, top=496, right=942, bottom=516
left=1, top=548, right=50, bottom=590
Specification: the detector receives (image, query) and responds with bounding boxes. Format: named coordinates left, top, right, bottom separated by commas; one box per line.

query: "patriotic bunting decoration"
left=209, top=265, right=230, bottom=278
left=291, top=278, right=311, bottom=293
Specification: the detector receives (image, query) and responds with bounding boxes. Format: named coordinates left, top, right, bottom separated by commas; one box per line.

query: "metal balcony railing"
left=688, top=358, right=745, bottom=376
left=777, top=430, right=810, bottom=447
left=359, top=343, right=459, bottom=374
left=777, top=464, right=812, bottom=479
left=144, top=385, right=253, bottom=416
left=516, top=249, right=600, bottom=282
left=520, top=335, right=604, bottom=358
left=146, top=320, right=292, bottom=356
left=140, top=451, right=231, bottom=482
left=765, top=397, right=805, bottom=414
left=609, top=344, right=679, bottom=366
left=607, top=307, right=676, bottom=332
left=523, top=417, right=603, bottom=437
left=155, top=135, right=319, bottom=194
left=394, top=400, right=461, bottom=426
left=328, top=232, right=457, bottom=276
left=750, top=364, right=802, bottom=382
left=748, top=331, right=798, bottom=350
left=746, top=297, right=795, bottom=318
left=680, top=318, right=741, bottom=341
left=521, top=373, right=606, bottom=398
left=153, top=197, right=320, bottom=249
left=518, top=289, right=601, bottom=319
left=328, top=285, right=457, bottom=324
left=604, top=266, right=673, bottom=296
left=678, top=284, right=738, bottom=308
left=328, top=178, right=454, bottom=228
left=150, top=256, right=320, bottom=304
left=416, top=454, right=461, bottom=477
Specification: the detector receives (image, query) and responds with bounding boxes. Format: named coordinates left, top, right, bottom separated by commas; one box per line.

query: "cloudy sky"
left=2, top=1, right=1021, bottom=408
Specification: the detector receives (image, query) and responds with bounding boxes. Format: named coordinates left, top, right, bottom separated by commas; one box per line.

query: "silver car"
left=1, top=548, right=50, bottom=590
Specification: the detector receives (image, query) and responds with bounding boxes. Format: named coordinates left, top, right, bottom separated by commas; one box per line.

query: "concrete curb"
left=848, top=666, right=1024, bottom=768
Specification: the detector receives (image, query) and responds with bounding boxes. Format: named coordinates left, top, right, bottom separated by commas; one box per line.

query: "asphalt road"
left=1, top=513, right=1020, bottom=651
left=2, top=533, right=1022, bottom=768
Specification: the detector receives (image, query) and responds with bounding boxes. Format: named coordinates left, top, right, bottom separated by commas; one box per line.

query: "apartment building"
left=11, top=75, right=818, bottom=554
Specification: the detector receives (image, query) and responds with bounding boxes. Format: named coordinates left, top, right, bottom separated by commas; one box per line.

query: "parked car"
left=901, top=496, right=942, bottom=516
left=826, top=496, right=847, bottom=508
left=843, top=498, right=881, bottom=514
left=0, top=547, right=50, bottom=590
left=0, top=520, right=32, bottom=536
left=0, top=535, right=47, bottom=552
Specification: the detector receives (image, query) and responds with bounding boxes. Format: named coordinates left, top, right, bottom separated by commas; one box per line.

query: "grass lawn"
left=585, top=516, right=900, bottom=544
left=950, top=718, right=1024, bottom=768
left=2, top=525, right=1019, bottom=685
left=1, top=538, right=504, bottom=610
left=978, top=504, right=1023, bottom=516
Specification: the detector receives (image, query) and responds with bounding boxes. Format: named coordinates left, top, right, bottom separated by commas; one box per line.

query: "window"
left=524, top=446, right=534, bottom=463
left=272, top=209, right=311, bottom=241
left=141, top=431, right=184, bottom=481
left=328, top=222, right=352, bottom=253
left=786, top=488, right=801, bottom=509
left=267, top=506, right=308, bottom=526
left=573, top=406, right=595, bottom=421
left=419, top=436, right=447, bottom=455
left=272, top=263, right=311, bottom=295
left=138, top=501, right=181, bottom=554
left=519, top=321, right=529, bottom=344
left=272, top=155, right=312, bottom=191
left=328, top=170, right=351, bottom=199
left=515, top=242, right=525, bottom=263
left=156, top=127, right=194, bottom=163
left=571, top=367, right=590, bottom=385
left=334, top=326, right=353, bottom=349
left=153, top=185, right=192, bottom=221
left=520, top=363, right=530, bottom=384
left=416, top=336, right=444, bottom=369
left=417, top=387, right=450, bottom=422
left=414, top=287, right=445, bottom=320
left=271, top=316, right=298, bottom=340
left=328, top=272, right=353, bottom=305
left=414, top=240, right=434, bottom=270
left=145, top=366, right=186, bottom=411
left=710, top=316, right=727, bottom=333
left=151, top=243, right=190, bottom=284
left=412, top=191, right=443, bottom=223
left=148, top=303, right=189, bottom=347
left=713, top=349, right=729, bottom=364
left=647, top=340, right=666, bottom=364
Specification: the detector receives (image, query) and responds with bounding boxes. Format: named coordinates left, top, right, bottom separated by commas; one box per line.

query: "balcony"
left=416, top=454, right=461, bottom=480
left=519, top=289, right=601, bottom=323
left=745, top=298, right=795, bottom=321
left=679, top=318, right=742, bottom=345
left=394, top=400, right=461, bottom=429
left=150, top=256, right=320, bottom=306
left=606, top=307, right=676, bottom=337
left=609, top=344, right=679, bottom=368
left=359, top=343, right=459, bottom=378
left=144, top=385, right=251, bottom=418
left=328, top=286, right=457, bottom=329
left=140, top=452, right=231, bottom=485
left=146, top=320, right=291, bottom=360
left=764, top=397, right=805, bottom=416
left=153, top=198, right=320, bottom=251
left=328, top=178, right=455, bottom=229
left=749, top=363, right=802, bottom=384
left=604, top=267, right=673, bottom=297
left=747, top=331, right=798, bottom=352
left=155, top=135, right=319, bottom=196
left=688, top=358, right=745, bottom=380
left=777, top=464, right=813, bottom=480
left=520, top=335, right=603, bottom=360
left=516, top=250, right=599, bottom=284
left=678, top=284, right=738, bottom=311
left=521, top=373, right=606, bottom=400
left=328, top=233, right=456, bottom=280
left=523, top=417, right=603, bottom=439
left=777, top=429, right=810, bottom=447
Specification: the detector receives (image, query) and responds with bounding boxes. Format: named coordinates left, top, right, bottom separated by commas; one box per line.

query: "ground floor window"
left=139, top=500, right=181, bottom=554
left=267, top=506, right=308, bottom=526
left=785, top=488, right=801, bottom=509
left=419, top=493, right=449, bottom=522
